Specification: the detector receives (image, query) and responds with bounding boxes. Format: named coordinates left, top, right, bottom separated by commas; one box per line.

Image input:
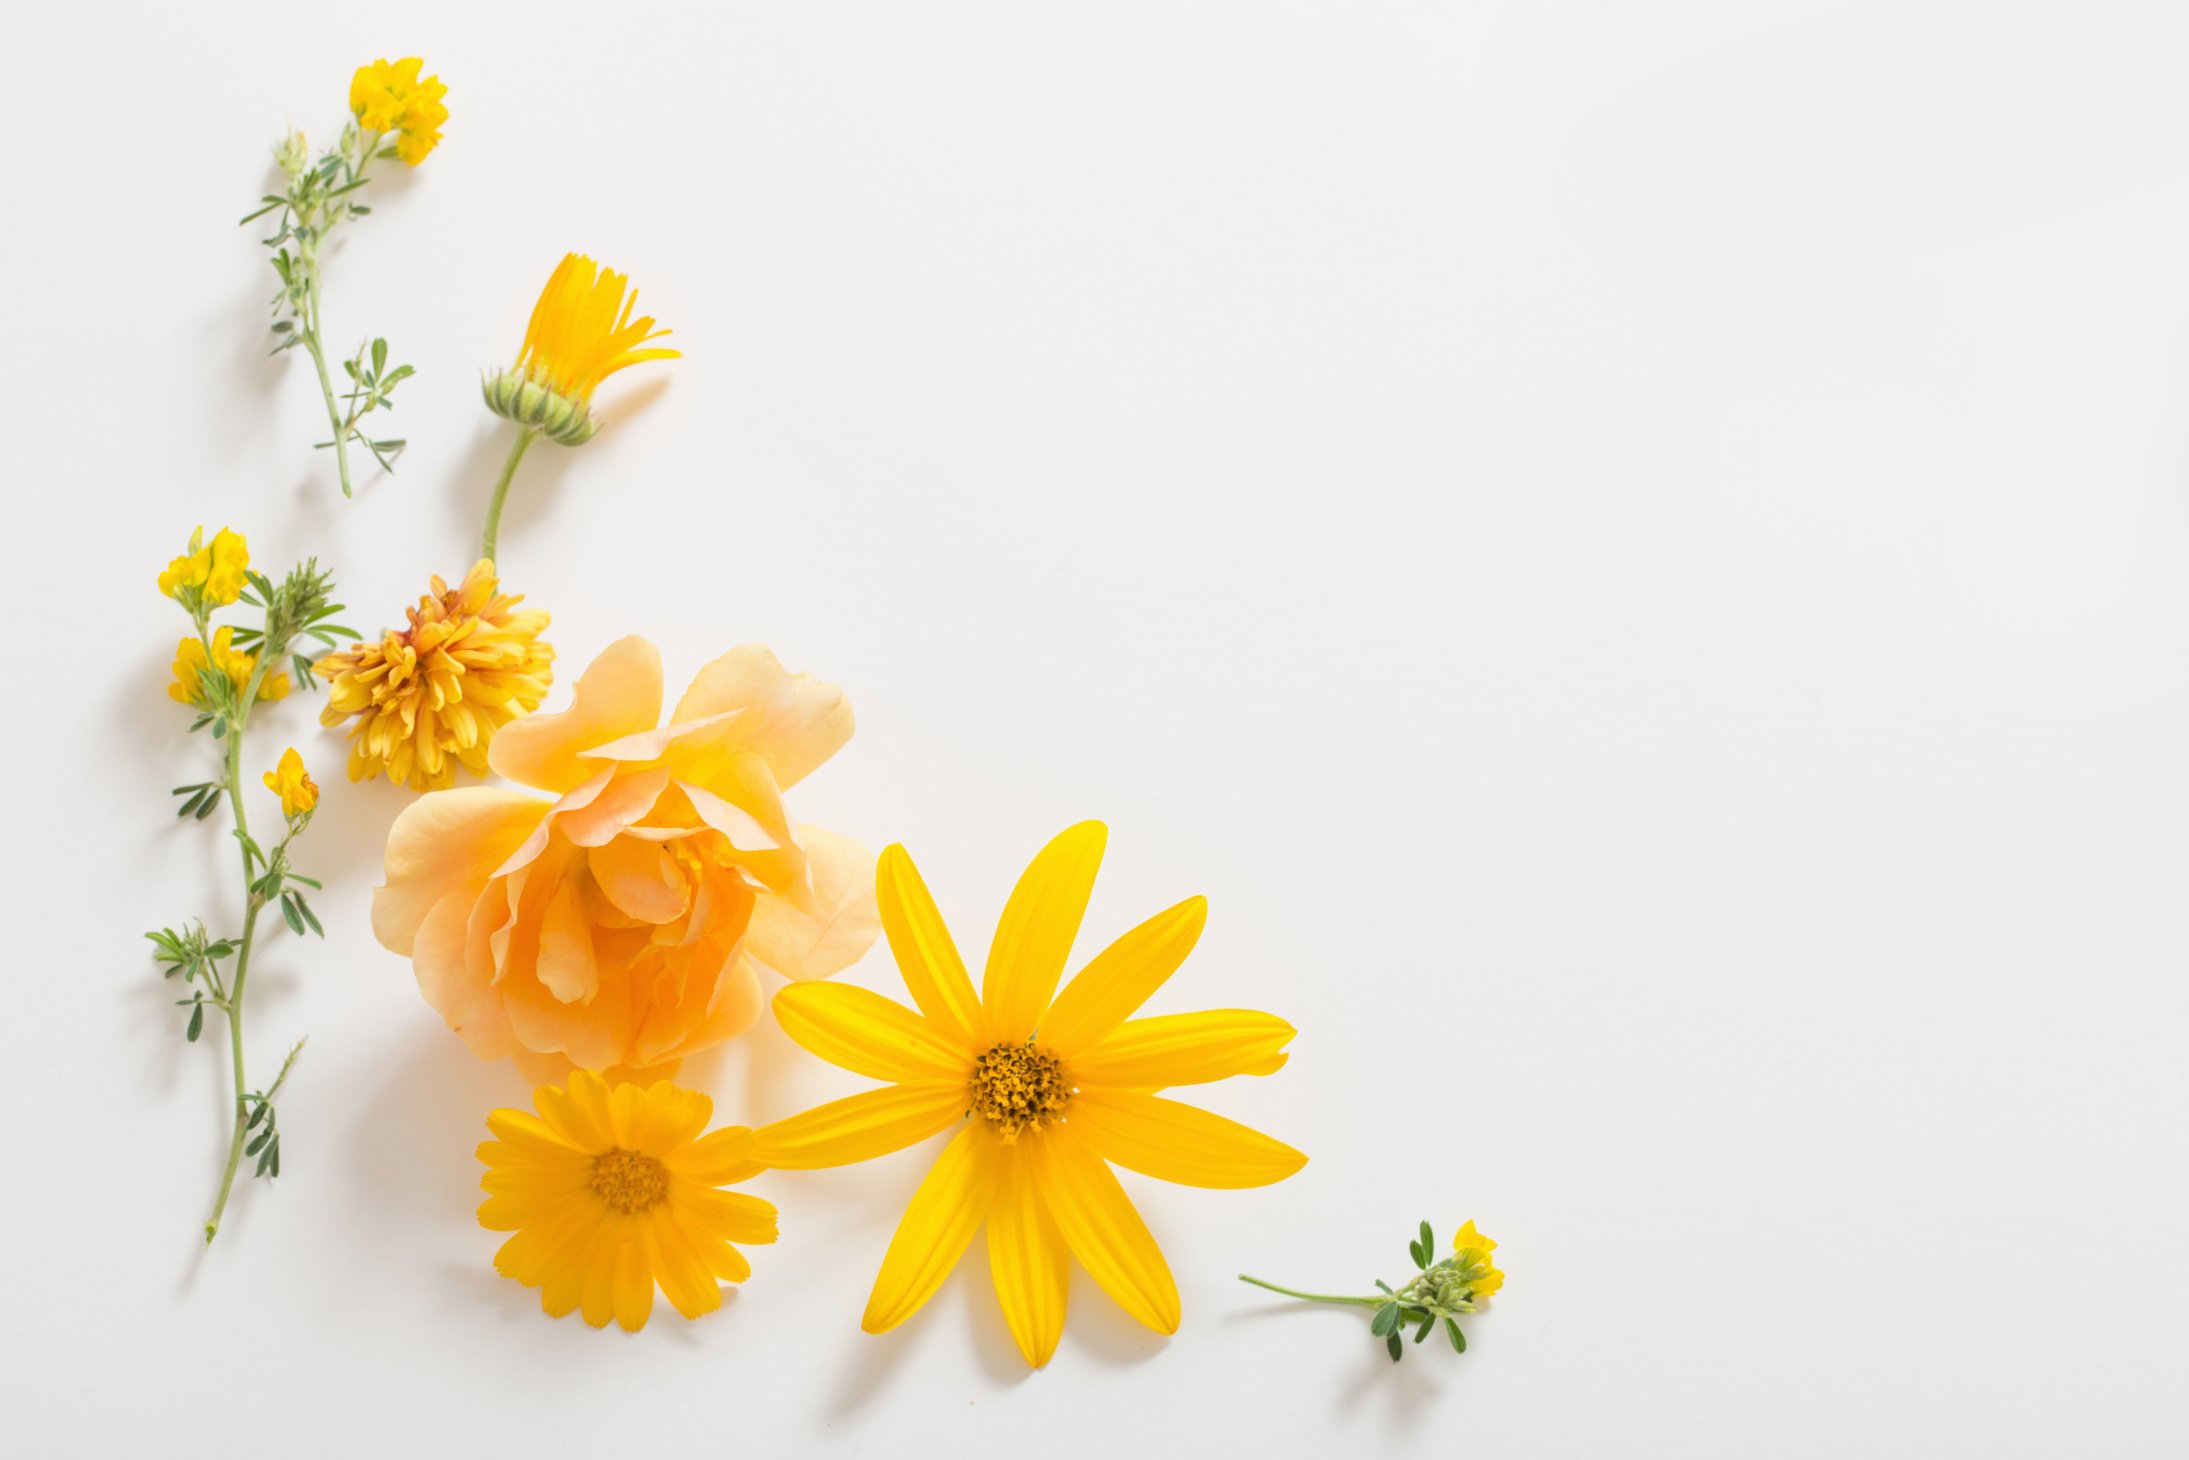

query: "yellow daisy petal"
left=1070, top=1009, right=1297, bottom=1089
left=986, top=1143, right=1070, bottom=1367
left=877, top=843, right=984, bottom=1043
left=1068, top=1089, right=1306, bottom=1189
left=1026, top=1122, right=1179, bottom=1335
left=861, top=1125, right=995, bottom=1333
left=749, top=1083, right=966, bottom=1170
left=982, top=821, right=1106, bottom=1044
left=1037, top=895, right=1207, bottom=1056
left=772, top=982, right=973, bottom=1084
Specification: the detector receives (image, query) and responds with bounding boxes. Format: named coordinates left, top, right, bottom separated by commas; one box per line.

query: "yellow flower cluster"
left=313, top=560, right=554, bottom=790
left=263, top=747, right=319, bottom=818
left=1452, top=1220, right=1503, bottom=1298
left=169, top=626, right=291, bottom=708
left=350, top=57, right=447, bottom=166
left=158, top=527, right=251, bottom=607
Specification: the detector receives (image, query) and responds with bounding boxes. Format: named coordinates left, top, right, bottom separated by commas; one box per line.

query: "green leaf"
left=1369, top=1302, right=1402, bottom=1337
left=1413, top=1313, right=1436, bottom=1344
left=1385, top=1332, right=1404, bottom=1362
left=1408, top=1239, right=1428, bottom=1268
left=1420, top=1220, right=1435, bottom=1256
left=1445, top=1318, right=1465, bottom=1352
left=186, top=1004, right=204, bottom=1042
left=246, top=1130, right=271, bottom=1157
left=287, top=874, right=323, bottom=890
left=295, top=898, right=324, bottom=937
left=280, top=895, right=305, bottom=937
left=247, top=1103, right=269, bottom=1130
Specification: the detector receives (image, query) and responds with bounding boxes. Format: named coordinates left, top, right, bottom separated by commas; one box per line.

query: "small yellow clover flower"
left=158, top=527, right=251, bottom=608
left=349, top=57, right=447, bottom=165
left=262, top=748, right=319, bottom=819
left=169, top=627, right=292, bottom=708
left=1241, top=1217, right=1503, bottom=1362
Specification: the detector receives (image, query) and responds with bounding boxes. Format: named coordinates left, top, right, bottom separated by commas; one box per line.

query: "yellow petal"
left=877, top=843, right=983, bottom=1044
left=772, top=982, right=973, bottom=1084
left=743, top=824, right=881, bottom=981
left=750, top=1083, right=966, bottom=1169
left=488, top=635, right=664, bottom=794
left=1071, top=1009, right=1296, bottom=1089
left=668, top=644, right=854, bottom=790
left=646, top=1209, right=722, bottom=1319
left=371, top=788, right=547, bottom=955
left=612, top=1220, right=654, bottom=1331
left=861, top=1125, right=994, bottom=1333
left=986, top=1143, right=1070, bottom=1367
left=1038, top=895, right=1206, bottom=1056
left=982, top=821, right=1106, bottom=1045
left=1026, top=1122, right=1179, bottom=1334
left=669, top=1125, right=762, bottom=1185
left=1068, top=1088, right=1306, bottom=1189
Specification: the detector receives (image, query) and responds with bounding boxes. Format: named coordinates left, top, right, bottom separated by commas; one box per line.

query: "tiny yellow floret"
left=170, top=626, right=291, bottom=707
left=350, top=57, right=447, bottom=165
left=263, top=747, right=319, bottom=818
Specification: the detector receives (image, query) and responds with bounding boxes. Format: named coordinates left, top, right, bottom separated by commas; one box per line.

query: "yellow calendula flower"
left=751, top=822, right=1305, bottom=1368
left=478, top=1069, right=777, bottom=1331
left=169, top=626, right=291, bottom=707
left=481, top=254, right=679, bottom=447
left=262, top=747, right=319, bottom=818
left=349, top=57, right=447, bottom=165
left=158, top=526, right=250, bottom=607
left=312, top=560, right=553, bottom=791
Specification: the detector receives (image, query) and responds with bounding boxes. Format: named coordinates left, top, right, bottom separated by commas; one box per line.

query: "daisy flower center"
left=589, top=1147, right=669, bottom=1213
left=969, top=1042, right=1072, bottom=1142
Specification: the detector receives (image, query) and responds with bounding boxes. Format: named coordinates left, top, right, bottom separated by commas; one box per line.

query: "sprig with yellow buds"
left=147, top=528, right=357, bottom=1243
left=1240, top=1218, right=1504, bottom=1362
left=242, top=58, right=446, bottom=497
left=478, top=253, right=679, bottom=562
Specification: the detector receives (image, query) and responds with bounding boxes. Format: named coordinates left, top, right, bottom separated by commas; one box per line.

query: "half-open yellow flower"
left=170, top=626, right=291, bottom=707
left=263, top=747, right=319, bottom=818
left=350, top=57, right=447, bottom=165
left=158, top=526, right=250, bottom=607
left=478, top=1069, right=776, bottom=1331
left=312, top=561, right=554, bottom=791
left=751, top=822, right=1304, bottom=1368
left=481, top=254, right=678, bottom=447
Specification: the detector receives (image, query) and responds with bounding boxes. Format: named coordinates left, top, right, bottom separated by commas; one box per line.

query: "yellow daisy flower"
left=262, top=747, right=319, bottom=818
left=751, top=821, right=1305, bottom=1368
left=478, top=1069, right=777, bottom=1331
left=481, top=254, right=679, bottom=447
left=169, top=626, right=291, bottom=707
left=312, top=560, right=554, bottom=791
left=349, top=57, right=447, bottom=165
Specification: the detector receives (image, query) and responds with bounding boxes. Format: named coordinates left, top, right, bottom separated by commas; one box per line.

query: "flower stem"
left=203, top=654, right=271, bottom=1245
left=301, top=284, right=353, bottom=499
left=480, top=427, right=537, bottom=565
left=1237, top=1275, right=1383, bottom=1306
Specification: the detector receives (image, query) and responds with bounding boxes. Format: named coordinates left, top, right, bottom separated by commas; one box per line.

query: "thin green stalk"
left=1237, top=1275, right=1383, bottom=1306
left=204, top=650, right=272, bottom=1245
left=480, top=428, right=538, bottom=563
left=301, top=279, right=353, bottom=499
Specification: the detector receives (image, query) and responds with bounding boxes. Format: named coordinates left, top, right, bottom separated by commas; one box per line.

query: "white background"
left=7, top=2, right=2187, bottom=1454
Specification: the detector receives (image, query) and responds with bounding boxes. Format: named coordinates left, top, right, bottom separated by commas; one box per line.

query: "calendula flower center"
left=589, top=1147, right=669, bottom=1213
left=969, top=1042, right=1072, bottom=1142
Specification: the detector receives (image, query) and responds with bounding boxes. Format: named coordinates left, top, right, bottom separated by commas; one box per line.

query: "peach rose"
left=372, top=636, right=880, bottom=1075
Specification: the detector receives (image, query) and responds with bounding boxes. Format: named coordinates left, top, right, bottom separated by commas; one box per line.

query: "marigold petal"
left=983, top=821, right=1105, bottom=1045
left=772, top=982, right=972, bottom=1084
left=861, top=1124, right=994, bottom=1333
left=750, top=1083, right=966, bottom=1170
left=1027, top=1122, right=1179, bottom=1334
left=1039, top=896, right=1206, bottom=1056
left=1068, top=1088, right=1306, bottom=1189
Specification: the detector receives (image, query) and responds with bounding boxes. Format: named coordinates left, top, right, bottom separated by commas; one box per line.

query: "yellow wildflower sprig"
left=146, top=529, right=357, bottom=1242
left=241, top=58, right=446, bottom=497
left=477, top=253, right=678, bottom=563
left=1240, top=1218, right=1503, bottom=1362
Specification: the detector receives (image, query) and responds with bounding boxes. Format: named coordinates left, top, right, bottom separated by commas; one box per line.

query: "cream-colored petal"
left=488, top=635, right=664, bottom=793
left=1068, top=1088, right=1306, bottom=1189
left=373, top=788, right=548, bottom=954
left=861, top=1124, right=994, bottom=1333
left=986, top=1143, right=1070, bottom=1367
left=554, top=767, right=672, bottom=847
left=1039, top=896, right=1207, bottom=1056
left=744, top=824, right=881, bottom=982
left=669, top=644, right=853, bottom=789
left=750, top=1083, right=967, bottom=1170
left=877, top=843, right=982, bottom=1045
left=982, top=821, right=1106, bottom=1045
left=588, top=837, right=690, bottom=925
left=1027, top=1122, right=1179, bottom=1334
left=534, top=872, right=598, bottom=1003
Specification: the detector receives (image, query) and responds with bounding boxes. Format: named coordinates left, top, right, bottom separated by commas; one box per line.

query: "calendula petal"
left=862, top=1125, right=995, bottom=1333
left=749, top=1083, right=966, bottom=1169
left=877, top=844, right=984, bottom=1043
left=772, top=981, right=972, bottom=1084
left=1070, top=1009, right=1296, bottom=1089
left=1027, top=1123, right=1179, bottom=1334
left=982, top=821, right=1106, bottom=1044
left=986, top=1143, right=1071, bottom=1367
left=1068, top=1089, right=1306, bottom=1189
left=1038, top=895, right=1207, bottom=1056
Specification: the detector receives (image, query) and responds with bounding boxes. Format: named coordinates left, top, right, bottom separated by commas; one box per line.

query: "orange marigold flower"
left=312, top=560, right=553, bottom=791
